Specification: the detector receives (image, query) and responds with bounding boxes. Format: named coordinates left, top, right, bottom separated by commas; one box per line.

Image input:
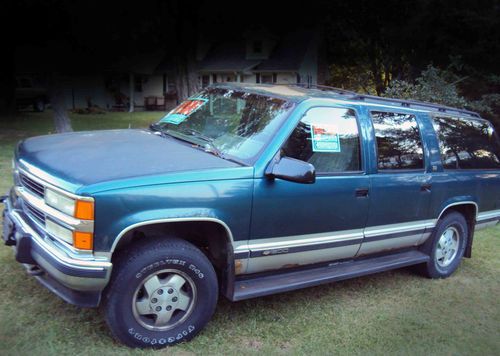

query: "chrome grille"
left=24, top=201, right=46, bottom=225
left=20, top=173, right=45, bottom=198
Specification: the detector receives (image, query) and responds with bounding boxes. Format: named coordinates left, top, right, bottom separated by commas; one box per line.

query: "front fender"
left=91, top=179, right=254, bottom=252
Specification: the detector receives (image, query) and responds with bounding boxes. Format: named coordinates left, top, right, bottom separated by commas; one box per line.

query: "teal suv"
left=2, top=83, right=500, bottom=348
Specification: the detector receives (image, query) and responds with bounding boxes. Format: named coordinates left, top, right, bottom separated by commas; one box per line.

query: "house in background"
left=106, top=51, right=176, bottom=112
left=198, top=30, right=321, bottom=88
left=105, top=29, right=323, bottom=111
left=15, top=29, right=324, bottom=112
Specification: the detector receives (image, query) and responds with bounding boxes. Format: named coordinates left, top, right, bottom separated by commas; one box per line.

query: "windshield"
left=154, top=87, right=294, bottom=164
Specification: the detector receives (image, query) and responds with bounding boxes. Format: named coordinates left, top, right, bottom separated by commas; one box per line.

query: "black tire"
left=33, top=98, right=45, bottom=112
left=103, top=237, right=218, bottom=348
left=420, top=212, right=468, bottom=279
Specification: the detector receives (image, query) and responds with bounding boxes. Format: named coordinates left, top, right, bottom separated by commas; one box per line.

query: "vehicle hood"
left=16, top=129, right=244, bottom=192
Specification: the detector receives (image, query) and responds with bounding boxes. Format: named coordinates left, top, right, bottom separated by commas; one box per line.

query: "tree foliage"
left=384, top=65, right=500, bottom=129
left=384, top=65, right=468, bottom=108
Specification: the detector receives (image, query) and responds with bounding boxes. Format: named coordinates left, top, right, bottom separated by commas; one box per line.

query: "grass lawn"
left=0, top=111, right=499, bottom=355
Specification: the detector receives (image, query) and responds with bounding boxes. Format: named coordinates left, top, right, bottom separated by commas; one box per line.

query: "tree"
left=48, top=73, right=73, bottom=133
left=384, top=65, right=468, bottom=108
left=384, top=65, right=500, bottom=129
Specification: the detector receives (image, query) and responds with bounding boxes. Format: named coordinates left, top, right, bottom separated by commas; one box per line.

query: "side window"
left=432, top=116, right=500, bottom=169
left=372, top=111, right=424, bottom=170
left=282, top=107, right=361, bottom=173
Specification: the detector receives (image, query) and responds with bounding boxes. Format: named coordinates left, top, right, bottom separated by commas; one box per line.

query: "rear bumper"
left=1, top=191, right=112, bottom=307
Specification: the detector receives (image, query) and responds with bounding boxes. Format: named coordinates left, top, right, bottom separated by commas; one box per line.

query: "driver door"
left=247, top=106, right=370, bottom=274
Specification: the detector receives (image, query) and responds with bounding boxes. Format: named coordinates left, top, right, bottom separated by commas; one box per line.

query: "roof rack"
left=352, top=94, right=480, bottom=118
left=289, top=83, right=480, bottom=118
left=291, top=83, right=357, bottom=96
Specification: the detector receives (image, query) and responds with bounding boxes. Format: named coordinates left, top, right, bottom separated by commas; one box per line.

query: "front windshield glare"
left=156, top=88, right=294, bottom=163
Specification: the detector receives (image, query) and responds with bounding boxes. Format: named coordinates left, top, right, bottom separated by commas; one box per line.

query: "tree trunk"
left=49, top=74, right=73, bottom=133
left=129, top=72, right=135, bottom=112
left=170, top=2, right=200, bottom=103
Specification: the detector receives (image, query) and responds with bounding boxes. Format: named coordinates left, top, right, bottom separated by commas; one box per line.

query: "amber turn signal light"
left=75, top=200, right=94, bottom=220
left=73, top=231, right=93, bottom=250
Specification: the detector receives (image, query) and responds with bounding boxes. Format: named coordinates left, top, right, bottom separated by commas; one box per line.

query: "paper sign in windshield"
left=311, top=124, right=341, bottom=152
left=160, top=98, right=208, bottom=125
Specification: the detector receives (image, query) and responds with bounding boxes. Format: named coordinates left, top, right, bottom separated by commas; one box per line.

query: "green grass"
left=0, top=111, right=499, bottom=355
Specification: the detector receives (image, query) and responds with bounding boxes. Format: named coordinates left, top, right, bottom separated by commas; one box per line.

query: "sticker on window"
left=160, top=98, right=208, bottom=125
left=311, top=124, right=341, bottom=152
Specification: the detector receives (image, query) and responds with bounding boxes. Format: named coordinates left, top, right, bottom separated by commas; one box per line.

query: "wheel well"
left=439, top=203, right=477, bottom=258
left=112, top=221, right=234, bottom=296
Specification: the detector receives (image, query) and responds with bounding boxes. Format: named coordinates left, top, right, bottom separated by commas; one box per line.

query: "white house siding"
left=142, top=75, right=164, bottom=97
left=61, top=75, right=112, bottom=109
left=276, top=73, right=296, bottom=84
left=114, top=74, right=164, bottom=109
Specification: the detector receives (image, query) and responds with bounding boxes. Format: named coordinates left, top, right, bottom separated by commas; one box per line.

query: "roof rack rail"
left=291, top=83, right=357, bottom=96
left=285, top=83, right=480, bottom=118
left=352, top=94, right=480, bottom=118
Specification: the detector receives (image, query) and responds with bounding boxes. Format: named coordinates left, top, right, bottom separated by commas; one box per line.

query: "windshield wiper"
left=178, top=128, right=225, bottom=158
left=150, top=123, right=228, bottom=159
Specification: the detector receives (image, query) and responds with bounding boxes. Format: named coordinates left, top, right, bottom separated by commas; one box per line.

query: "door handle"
left=421, top=183, right=432, bottom=192
left=355, top=187, right=369, bottom=198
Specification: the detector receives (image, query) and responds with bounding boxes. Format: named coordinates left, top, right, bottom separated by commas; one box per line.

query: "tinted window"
left=282, top=107, right=361, bottom=173
left=432, top=116, right=500, bottom=169
left=372, top=112, right=424, bottom=170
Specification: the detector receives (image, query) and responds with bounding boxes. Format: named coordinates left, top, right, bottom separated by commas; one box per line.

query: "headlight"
left=45, top=188, right=95, bottom=220
left=45, top=188, right=75, bottom=216
left=46, top=219, right=73, bottom=245
left=44, top=188, right=95, bottom=250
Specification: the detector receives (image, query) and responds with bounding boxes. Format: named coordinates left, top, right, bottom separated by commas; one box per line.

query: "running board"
left=233, top=250, right=430, bottom=301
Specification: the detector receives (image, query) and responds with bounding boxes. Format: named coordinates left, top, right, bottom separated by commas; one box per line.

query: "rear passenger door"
left=358, top=110, right=433, bottom=256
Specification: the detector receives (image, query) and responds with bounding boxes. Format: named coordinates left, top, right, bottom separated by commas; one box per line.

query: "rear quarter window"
left=432, top=116, right=500, bottom=170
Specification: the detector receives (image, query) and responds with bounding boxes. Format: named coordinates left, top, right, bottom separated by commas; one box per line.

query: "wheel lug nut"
left=157, top=289, right=164, bottom=295
left=172, top=297, right=178, bottom=302
left=168, top=288, right=174, bottom=294
left=151, top=298, right=158, bottom=303
left=166, top=305, right=172, bottom=311
left=155, top=306, right=162, bottom=311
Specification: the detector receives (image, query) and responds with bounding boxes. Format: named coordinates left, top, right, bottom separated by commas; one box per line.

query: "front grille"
left=20, top=173, right=45, bottom=198
left=24, top=201, right=46, bottom=225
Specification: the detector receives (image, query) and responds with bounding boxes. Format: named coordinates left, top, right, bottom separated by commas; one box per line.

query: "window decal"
left=160, top=98, right=208, bottom=125
left=310, top=124, right=341, bottom=152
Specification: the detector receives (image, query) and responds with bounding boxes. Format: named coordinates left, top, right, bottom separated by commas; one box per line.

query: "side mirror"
left=266, top=156, right=316, bottom=184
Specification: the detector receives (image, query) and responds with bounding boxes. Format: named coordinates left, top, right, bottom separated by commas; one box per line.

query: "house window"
left=260, top=73, right=276, bottom=84
left=253, top=40, right=263, bottom=54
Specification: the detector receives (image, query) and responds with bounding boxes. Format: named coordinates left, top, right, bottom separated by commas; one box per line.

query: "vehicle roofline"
left=208, top=83, right=482, bottom=119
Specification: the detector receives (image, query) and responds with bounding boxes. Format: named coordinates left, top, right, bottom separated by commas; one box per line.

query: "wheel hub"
left=149, top=286, right=180, bottom=313
left=436, top=226, right=460, bottom=268
left=132, top=269, right=197, bottom=331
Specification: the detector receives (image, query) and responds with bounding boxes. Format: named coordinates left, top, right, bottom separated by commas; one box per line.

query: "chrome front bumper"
left=1, top=191, right=112, bottom=307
